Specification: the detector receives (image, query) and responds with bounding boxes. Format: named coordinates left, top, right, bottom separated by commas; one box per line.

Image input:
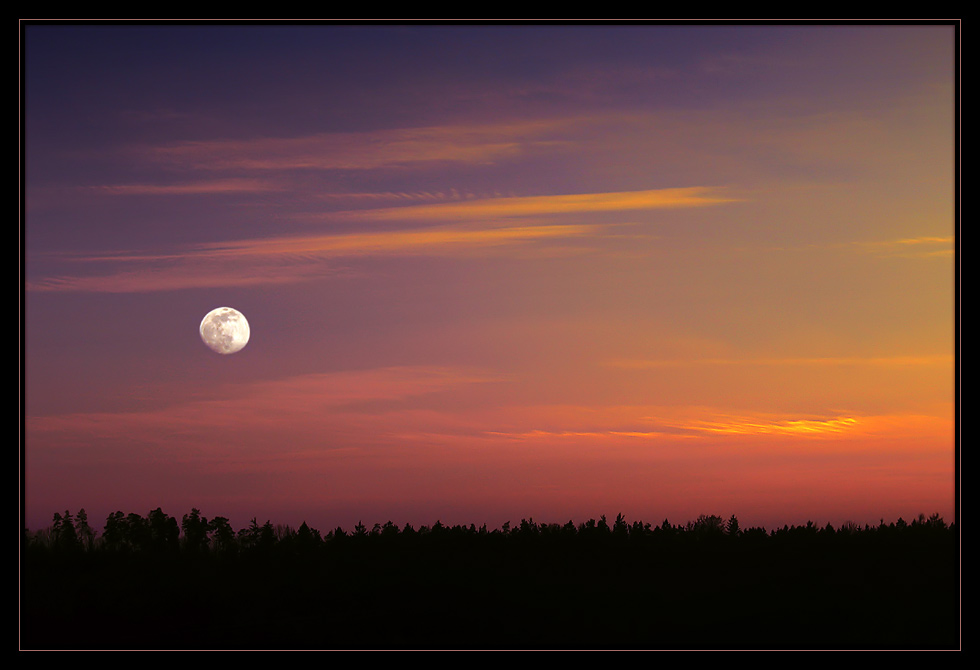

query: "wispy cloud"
left=606, top=354, right=954, bottom=369
left=27, top=366, right=500, bottom=450
left=659, top=409, right=953, bottom=440
left=484, top=428, right=688, bottom=441
left=27, top=223, right=599, bottom=293
left=87, top=178, right=282, bottom=196
left=190, top=223, right=600, bottom=260
left=29, top=185, right=738, bottom=293
left=26, top=263, right=342, bottom=293
left=679, top=414, right=861, bottom=437
left=327, top=187, right=739, bottom=223
left=145, top=119, right=580, bottom=172
left=852, top=236, right=954, bottom=258
left=473, top=403, right=950, bottom=443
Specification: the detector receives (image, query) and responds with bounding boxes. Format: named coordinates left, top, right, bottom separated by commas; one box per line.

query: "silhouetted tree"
left=260, top=521, right=277, bottom=550
left=102, top=511, right=127, bottom=551
left=124, top=512, right=151, bottom=551
left=181, top=508, right=210, bottom=554
left=519, top=518, right=539, bottom=536
left=238, top=517, right=276, bottom=553
left=294, top=521, right=321, bottom=555
left=691, top=514, right=725, bottom=537
left=51, top=511, right=79, bottom=551
left=380, top=520, right=399, bottom=538
left=209, top=516, right=236, bottom=555
left=613, top=513, right=629, bottom=538
left=75, top=509, right=96, bottom=551
left=726, top=514, right=740, bottom=537
left=148, top=508, right=180, bottom=553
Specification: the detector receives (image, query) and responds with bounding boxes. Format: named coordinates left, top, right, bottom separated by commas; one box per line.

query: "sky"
left=22, top=22, right=958, bottom=535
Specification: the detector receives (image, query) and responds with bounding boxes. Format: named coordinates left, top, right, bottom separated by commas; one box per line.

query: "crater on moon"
left=200, top=307, right=250, bottom=355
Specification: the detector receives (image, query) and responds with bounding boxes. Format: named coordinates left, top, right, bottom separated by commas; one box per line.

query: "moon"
left=200, top=307, right=250, bottom=355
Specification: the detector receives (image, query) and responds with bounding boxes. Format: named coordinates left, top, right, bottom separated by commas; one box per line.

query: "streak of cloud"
left=192, top=223, right=600, bottom=260
left=27, top=366, right=501, bottom=450
left=26, top=223, right=599, bottom=293
left=681, top=414, right=861, bottom=437
left=852, top=236, right=954, bottom=258
left=29, top=186, right=739, bottom=293
left=328, top=187, right=740, bottom=223
left=26, top=263, right=342, bottom=293
left=660, top=409, right=953, bottom=441
left=146, top=119, right=581, bottom=172
left=606, top=354, right=955, bottom=369
left=87, top=178, right=282, bottom=196
left=462, top=403, right=950, bottom=444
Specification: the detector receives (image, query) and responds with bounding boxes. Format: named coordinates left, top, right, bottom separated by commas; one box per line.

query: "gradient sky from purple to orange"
left=23, top=22, right=958, bottom=535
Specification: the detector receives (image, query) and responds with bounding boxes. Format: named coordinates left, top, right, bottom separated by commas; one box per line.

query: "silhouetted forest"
left=21, top=509, right=959, bottom=650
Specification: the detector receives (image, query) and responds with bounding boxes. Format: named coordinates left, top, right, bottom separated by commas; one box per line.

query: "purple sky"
left=23, top=22, right=958, bottom=535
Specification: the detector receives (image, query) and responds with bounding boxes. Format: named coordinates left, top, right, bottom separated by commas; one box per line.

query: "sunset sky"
left=23, top=22, right=958, bottom=535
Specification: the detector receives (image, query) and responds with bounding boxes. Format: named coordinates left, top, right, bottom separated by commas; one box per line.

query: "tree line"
left=24, top=507, right=954, bottom=558
left=21, top=508, right=958, bottom=649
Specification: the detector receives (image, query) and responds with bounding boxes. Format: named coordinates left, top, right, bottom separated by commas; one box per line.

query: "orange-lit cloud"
left=485, top=409, right=951, bottom=446
left=482, top=418, right=858, bottom=441
left=29, top=185, right=739, bottom=292
left=852, top=236, right=954, bottom=258
left=484, top=429, right=689, bottom=441
left=654, top=406, right=953, bottom=442
left=30, top=363, right=949, bottom=457
left=606, top=354, right=955, bottom=369
left=678, top=414, right=860, bottom=437
left=326, top=187, right=740, bottom=223
left=192, top=222, right=600, bottom=260
left=470, top=399, right=953, bottom=445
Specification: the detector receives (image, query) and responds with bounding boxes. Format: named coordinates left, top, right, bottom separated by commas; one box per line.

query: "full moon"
left=200, top=307, right=250, bottom=354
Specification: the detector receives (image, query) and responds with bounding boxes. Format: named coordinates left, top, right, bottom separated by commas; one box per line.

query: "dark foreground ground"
left=21, top=520, right=959, bottom=650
